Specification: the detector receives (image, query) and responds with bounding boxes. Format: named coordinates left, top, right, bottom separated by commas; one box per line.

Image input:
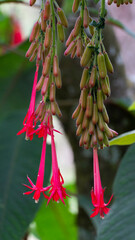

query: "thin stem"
left=50, top=0, right=56, bottom=56
left=100, top=0, right=106, bottom=18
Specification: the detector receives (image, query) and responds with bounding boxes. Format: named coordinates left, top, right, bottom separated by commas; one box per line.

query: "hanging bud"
left=81, top=88, right=88, bottom=109
left=103, top=51, right=114, bottom=73
left=97, top=88, right=103, bottom=112
left=57, top=22, right=65, bottom=42
left=36, top=75, right=45, bottom=91
left=108, top=0, right=113, bottom=4
left=72, top=0, right=80, bottom=13
left=55, top=69, right=62, bottom=88
left=57, top=8, right=68, bottom=28
left=66, top=30, right=74, bottom=47
left=102, top=104, right=109, bottom=123
left=71, top=46, right=77, bottom=58
left=30, top=0, right=36, bottom=6
left=26, top=41, right=38, bottom=58
left=29, top=48, right=38, bottom=62
left=29, top=21, right=39, bottom=42
left=80, top=43, right=93, bottom=67
left=86, top=94, right=93, bottom=118
left=51, top=102, right=56, bottom=115
left=83, top=129, right=90, bottom=145
left=44, top=25, right=52, bottom=48
left=79, top=132, right=85, bottom=147
left=89, top=65, right=97, bottom=87
left=92, top=102, right=98, bottom=125
left=89, top=120, right=95, bottom=135
left=44, top=1, right=50, bottom=20
left=103, top=133, right=110, bottom=147
left=91, top=130, right=98, bottom=146
left=53, top=55, right=59, bottom=77
left=41, top=75, right=50, bottom=96
left=72, top=104, right=81, bottom=119
left=83, top=6, right=89, bottom=28
left=100, top=77, right=110, bottom=97
left=104, top=123, right=113, bottom=139
left=73, top=16, right=82, bottom=37
left=41, top=10, right=46, bottom=32
left=55, top=101, right=62, bottom=117
left=98, top=113, right=105, bottom=131
left=64, top=40, right=77, bottom=56
left=96, top=126, right=104, bottom=141
left=37, top=43, right=42, bottom=61
left=76, top=37, right=84, bottom=58
left=106, top=75, right=111, bottom=96
left=76, top=108, right=84, bottom=126
left=50, top=82, right=56, bottom=102
left=82, top=113, right=89, bottom=129
left=97, top=53, right=107, bottom=79
left=76, top=124, right=82, bottom=136
left=80, top=68, right=89, bottom=89
left=42, top=54, right=51, bottom=76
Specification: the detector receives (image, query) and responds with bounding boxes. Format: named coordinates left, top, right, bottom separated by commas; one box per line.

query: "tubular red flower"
left=23, top=130, right=50, bottom=202
left=46, top=130, right=69, bottom=204
left=90, top=148, right=113, bottom=219
left=17, top=65, right=39, bottom=140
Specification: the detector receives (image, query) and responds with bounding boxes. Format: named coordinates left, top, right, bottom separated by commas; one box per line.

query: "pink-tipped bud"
left=57, top=8, right=68, bottom=28
left=73, top=16, right=82, bottom=37
left=36, top=75, right=45, bottom=91
left=37, top=43, right=42, bottom=61
left=42, top=54, right=51, bottom=76
left=55, top=69, right=62, bottom=88
left=41, top=75, right=50, bottom=96
left=83, top=7, right=89, bottom=28
left=50, top=82, right=56, bottom=102
left=80, top=43, right=93, bottom=67
left=29, top=48, right=38, bottom=62
left=80, top=68, right=89, bottom=89
left=25, top=41, right=38, bottom=58
left=92, top=102, right=98, bottom=125
left=82, top=114, right=89, bottom=129
left=53, top=55, right=59, bottom=77
left=80, top=88, right=88, bottom=109
left=44, top=1, right=50, bottom=20
left=86, top=94, right=93, bottom=118
left=102, top=104, right=109, bottom=123
left=55, top=101, right=62, bottom=117
left=41, top=10, right=46, bottom=32
left=29, top=21, right=39, bottom=42
left=76, top=124, right=82, bottom=136
left=44, top=25, right=52, bottom=48
left=64, top=40, right=76, bottom=56
left=72, top=0, right=80, bottom=13
left=76, top=108, right=84, bottom=126
left=89, top=65, right=97, bottom=87
left=71, top=46, right=77, bottom=58
left=66, top=29, right=74, bottom=47
left=30, top=0, right=36, bottom=6
left=72, top=104, right=81, bottom=119
left=88, top=120, right=95, bottom=135
left=57, top=22, right=65, bottom=42
left=76, top=37, right=84, bottom=58
left=98, top=113, right=105, bottom=131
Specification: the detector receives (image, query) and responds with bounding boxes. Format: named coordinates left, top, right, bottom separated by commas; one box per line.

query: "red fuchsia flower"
left=23, top=130, right=50, bottom=202
left=47, top=130, right=69, bottom=204
left=17, top=65, right=39, bottom=140
left=90, top=148, right=113, bottom=219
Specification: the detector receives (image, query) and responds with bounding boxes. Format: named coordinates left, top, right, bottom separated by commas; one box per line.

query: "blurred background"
left=0, top=0, right=135, bottom=240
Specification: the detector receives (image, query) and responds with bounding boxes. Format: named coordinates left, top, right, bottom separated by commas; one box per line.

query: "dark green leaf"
left=0, top=111, right=51, bottom=240
left=97, top=144, right=135, bottom=240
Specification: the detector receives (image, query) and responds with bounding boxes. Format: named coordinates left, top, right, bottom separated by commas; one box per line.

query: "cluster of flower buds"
left=18, top=0, right=69, bottom=204
left=108, top=0, right=133, bottom=6
left=25, top=0, right=68, bottom=123
left=65, top=1, right=118, bottom=149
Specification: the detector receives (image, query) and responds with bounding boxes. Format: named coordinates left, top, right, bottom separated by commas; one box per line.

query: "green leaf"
left=34, top=185, right=77, bottom=240
left=0, top=111, right=51, bottom=240
left=97, top=144, right=135, bottom=240
left=109, top=130, right=135, bottom=146
left=94, top=0, right=100, bottom=3
left=128, top=102, right=135, bottom=111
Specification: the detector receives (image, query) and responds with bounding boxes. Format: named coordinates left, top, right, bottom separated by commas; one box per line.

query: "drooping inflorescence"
left=17, top=0, right=69, bottom=204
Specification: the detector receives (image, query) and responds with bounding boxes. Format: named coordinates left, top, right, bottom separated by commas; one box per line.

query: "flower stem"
left=100, top=0, right=106, bottom=18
